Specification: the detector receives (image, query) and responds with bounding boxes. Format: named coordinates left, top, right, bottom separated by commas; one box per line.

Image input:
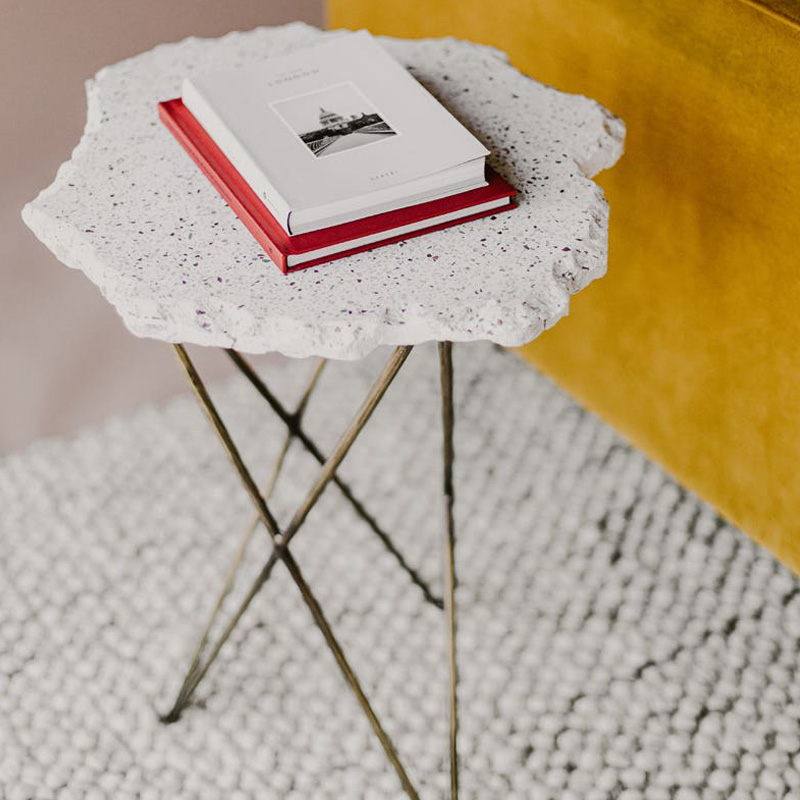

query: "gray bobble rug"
left=1, top=343, right=798, bottom=799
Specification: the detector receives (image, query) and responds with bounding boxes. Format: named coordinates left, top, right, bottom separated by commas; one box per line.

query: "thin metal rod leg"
left=283, top=346, right=413, bottom=540
left=169, top=346, right=412, bottom=716
left=165, top=345, right=420, bottom=799
left=169, top=359, right=326, bottom=715
left=165, top=546, right=281, bottom=723
left=280, top=547, right=421, bottom=800
left=227, top=349, right=443, bottom=609
left=440, top=341, right=459, bottom=799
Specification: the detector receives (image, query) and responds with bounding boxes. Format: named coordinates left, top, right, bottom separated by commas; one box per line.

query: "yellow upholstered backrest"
left=329, top=0, right=800, bottom=573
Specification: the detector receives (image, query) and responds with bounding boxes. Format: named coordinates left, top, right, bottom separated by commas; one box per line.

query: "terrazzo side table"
left=22, top=23, right=624, bottom=800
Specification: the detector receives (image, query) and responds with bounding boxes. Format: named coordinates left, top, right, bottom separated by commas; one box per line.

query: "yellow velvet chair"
left=328, top=0, right=800, bottom=573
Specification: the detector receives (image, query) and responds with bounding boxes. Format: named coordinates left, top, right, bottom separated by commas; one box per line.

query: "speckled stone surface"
left=2, top=344, right=799, bottom=799
left=22, top=23, right=624, bottom=359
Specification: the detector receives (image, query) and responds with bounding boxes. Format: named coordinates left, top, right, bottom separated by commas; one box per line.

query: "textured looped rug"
left=1, top=343, right=798, bottom=799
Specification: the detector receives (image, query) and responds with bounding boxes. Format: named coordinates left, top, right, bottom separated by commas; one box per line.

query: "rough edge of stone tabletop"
left=21, top=23, right=625, bottom=360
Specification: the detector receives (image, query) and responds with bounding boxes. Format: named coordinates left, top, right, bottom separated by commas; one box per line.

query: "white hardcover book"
left=182, top=30, right=489, bottom=235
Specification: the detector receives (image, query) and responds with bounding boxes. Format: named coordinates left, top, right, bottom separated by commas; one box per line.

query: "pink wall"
left=0, top=0, right=324, bottom=454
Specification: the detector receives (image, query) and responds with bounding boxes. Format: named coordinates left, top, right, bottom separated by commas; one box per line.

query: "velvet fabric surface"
left=328, top=0, right=800, bottom=574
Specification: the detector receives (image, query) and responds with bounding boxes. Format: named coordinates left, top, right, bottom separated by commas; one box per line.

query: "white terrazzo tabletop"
left=22, top=23, right=624, bottom=360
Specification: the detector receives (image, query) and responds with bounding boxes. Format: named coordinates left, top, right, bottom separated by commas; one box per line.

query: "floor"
left=1, top=343, right=797, bottom=799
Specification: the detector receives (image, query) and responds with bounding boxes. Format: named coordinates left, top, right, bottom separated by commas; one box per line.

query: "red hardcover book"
left=158, top=98, right=516, bottom=274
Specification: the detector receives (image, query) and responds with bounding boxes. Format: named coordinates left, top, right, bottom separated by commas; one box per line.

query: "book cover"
left=158, top=98, right=515, bottom=274
left=182, top=30, right=489, bottom=233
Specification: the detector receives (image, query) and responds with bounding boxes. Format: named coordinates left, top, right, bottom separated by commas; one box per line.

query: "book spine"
left=182, top=79, right=293, bottom=233
left=159, top=103, right=288, bottom=273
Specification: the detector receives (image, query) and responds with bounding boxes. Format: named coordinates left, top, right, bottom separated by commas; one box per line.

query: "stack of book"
left=159, top=31, right=516, bottom=273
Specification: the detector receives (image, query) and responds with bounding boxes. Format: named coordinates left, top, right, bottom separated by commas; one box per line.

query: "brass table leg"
left=440, top=341, right=459, bottom=800
left=227, top=349, right=442, bottom=610
left=164, top=343, right=462, bottom=799
left=167, top=357, right=327, bottom=713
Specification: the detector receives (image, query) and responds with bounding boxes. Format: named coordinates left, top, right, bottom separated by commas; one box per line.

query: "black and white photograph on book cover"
left=271, top=81, right=397, bottom=158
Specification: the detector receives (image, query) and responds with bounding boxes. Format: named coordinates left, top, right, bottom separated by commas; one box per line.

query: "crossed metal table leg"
left=162, top=343, right=459, bottom=800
